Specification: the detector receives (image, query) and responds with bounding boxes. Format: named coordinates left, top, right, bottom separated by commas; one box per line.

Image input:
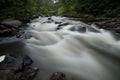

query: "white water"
left=25, top=16, right=120, bottom=80
left=0, top=55, right=5, bottom=63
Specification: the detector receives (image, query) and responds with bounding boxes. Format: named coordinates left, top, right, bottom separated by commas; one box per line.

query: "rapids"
left=0, top=16, right=120, bottom=80
left=17, top=16, right=120, bottom=80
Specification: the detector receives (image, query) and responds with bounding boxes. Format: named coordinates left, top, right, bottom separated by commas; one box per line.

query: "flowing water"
left=1, top=16, right=120, bottom=80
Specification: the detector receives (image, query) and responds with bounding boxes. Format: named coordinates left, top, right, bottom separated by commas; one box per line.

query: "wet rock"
left=0, top=19, right=27, bottom=37
left=48, top=17, right=52, bottom=20
left=0, top=28, right=13, bottom=36
left=22, top=56, right=33, bottom=67
left=0, top=54, right=23, bottom=73
left=16, top=72, right=23, bottom=79
left=50, top=72, right=66, bottom=80
left=47, top=17, right=54, bottom=23
left=23, top=19, right=31, bottom=23
left=55, top=22, right=62, bottom=24
left=57, top=23, right=70, bottom=30
left=0, top=54, right=38, bottom=80
left=115, top=27, right=120, bottom=33
left=15, top=31, right=31, bottom=39
left=15, top=31, right=26, bottom=38
left=70, top=26, right=86, bottom=33
left=78, top=27, right=86, bottom=33
left=1, top=19, right=22, bottom=27
left=21, top=67, right=39, bottom=80
left=58, top=23, right=70, bottom=27
left=0, top=24, right=13, bottom=37
left=0, top=70, right=18, bottom=80
left=0, top=20, right=24, bottom=37
left=0, top=25, right=7, bottom=30
left=94, top=18, right=120, bottom=33
left=70, top=27, right=76, bottom=31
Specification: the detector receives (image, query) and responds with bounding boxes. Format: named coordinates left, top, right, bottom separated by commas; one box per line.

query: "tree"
left=0, top=0, right=54, bottom=20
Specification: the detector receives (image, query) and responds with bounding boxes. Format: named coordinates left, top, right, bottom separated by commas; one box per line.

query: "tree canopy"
left=0, top=0, right=120, bottom=20
left=56, top=0, right=120, bottom=17
left=0, top=0, right=54, bottom=20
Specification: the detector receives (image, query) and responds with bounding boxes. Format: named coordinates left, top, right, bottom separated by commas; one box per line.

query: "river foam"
left=25, top=16, right=120, bottom=80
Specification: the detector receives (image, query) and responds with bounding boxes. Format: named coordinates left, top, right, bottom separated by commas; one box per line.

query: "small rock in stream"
left=55, top=22, right=62, bottom=24
left=50, top=72, right=66, bottom=80
left=58, top=23, right=70, bottom=27
left=57, top=23, right=70, bottom=30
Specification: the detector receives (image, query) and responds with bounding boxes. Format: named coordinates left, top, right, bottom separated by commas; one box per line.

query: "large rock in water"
left=0, top=19, right=23, bottom=37
left=0, top=24, right=13, bottom=36
left=70, top=26, right=86, bottom=33
left=1, top=19, right=22, bottom=27
left=0, top=54, right=23, bottom=73
left=0, top=54, right=38, bottom=80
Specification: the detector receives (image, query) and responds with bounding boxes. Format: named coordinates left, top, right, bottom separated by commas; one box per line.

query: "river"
left=0, top=16, right=120, bottom=80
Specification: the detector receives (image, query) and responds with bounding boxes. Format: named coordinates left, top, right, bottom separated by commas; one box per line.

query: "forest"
left=0, top=0, right=120, bottom=20
left=0, top=0, right=54, bottom=20
left=56, top=0, right=120, bottom=17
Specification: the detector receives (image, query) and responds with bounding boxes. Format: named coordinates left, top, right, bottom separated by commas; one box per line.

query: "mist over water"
left=25, top=16, right=120, bottom=80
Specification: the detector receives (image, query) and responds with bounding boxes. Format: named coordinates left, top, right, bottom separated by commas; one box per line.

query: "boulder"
left=22, top=56, right=33, bottom=67
left=70, top=27, right=76, bottom=31
left=78, top=27, right=86, bottom=33
left=0, top=19, right=23, bottom=37
left=20, top=67, right=39, bottom=80
left=1, top=19, right=22, bottom=27
left=70, top=26, right=86, bottom=33
left=0, top=54, right=23, bottom=73
left=0, top=28, right=13, bottom=36
left=115, top=27, right=120, bottom=33
left=50, top=72, right=66, bottom=80
left=0, top=54, right=38, bottom=80
left=0, top=70, right=18, bottom=80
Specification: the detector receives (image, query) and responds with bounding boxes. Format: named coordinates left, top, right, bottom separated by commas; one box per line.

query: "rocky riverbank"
left=63, top=14, right=120, bottom=33
left=0, top=53, right=67, bottom=80
left=0, top=19, right=23, bottom=37
left=0, top=19, right=32, bottom=44
left=94, top=18, right=120, bottom=33
left=0, top=53, right=38, bottom=80
left=0, top=17, right=68, bottom=80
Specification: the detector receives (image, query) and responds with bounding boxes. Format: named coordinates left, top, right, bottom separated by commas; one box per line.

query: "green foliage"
left=56, top=0, right=120, bottom=17
left=57, top=6, right=66, bottom=15
left=0, top=0, right=54, bottom=20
